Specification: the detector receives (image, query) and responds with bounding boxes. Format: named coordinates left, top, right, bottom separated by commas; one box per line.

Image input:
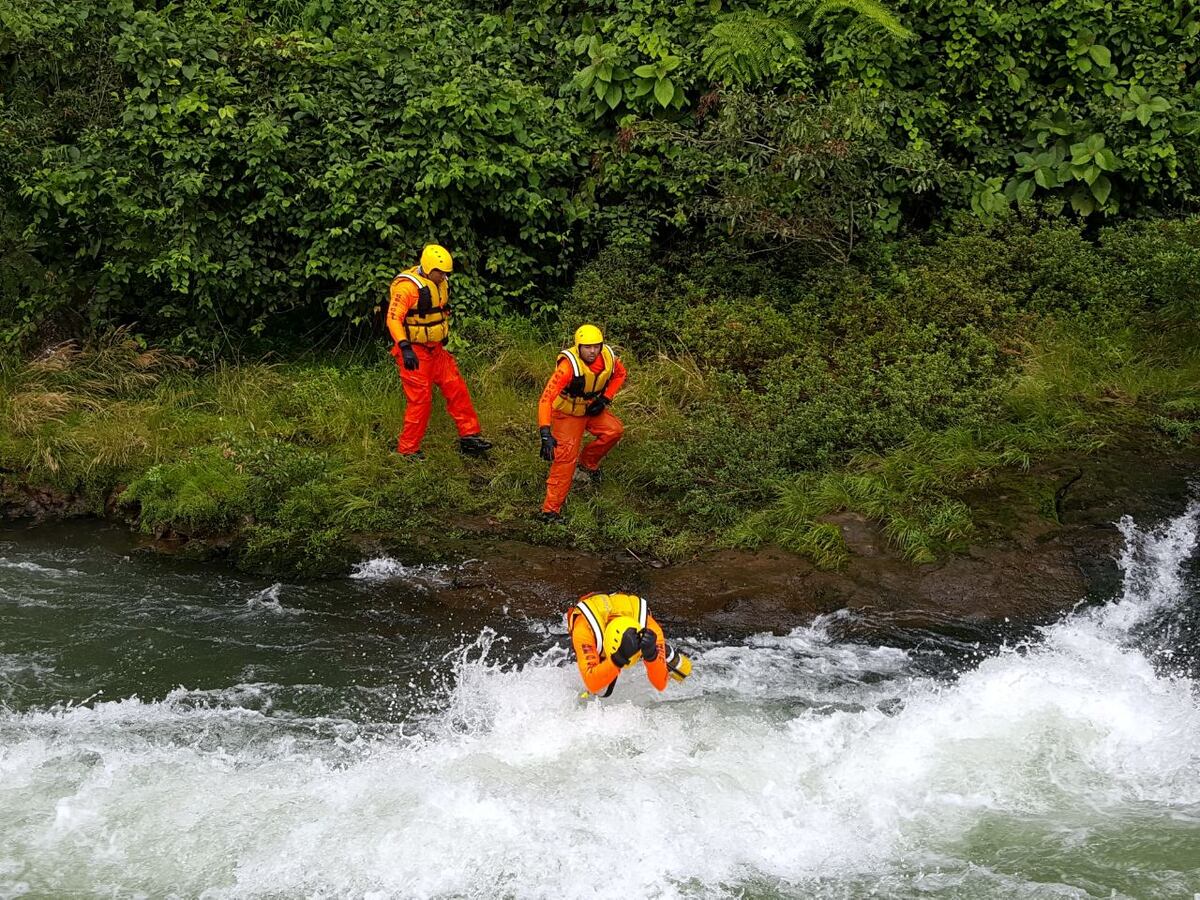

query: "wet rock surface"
left=432, top=444, right=1199, bottom=634
left=0, top=481, right=94, bottom=520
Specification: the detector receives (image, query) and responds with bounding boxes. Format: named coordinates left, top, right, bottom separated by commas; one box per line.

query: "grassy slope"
left=1, top=322, right=1196, bottom=576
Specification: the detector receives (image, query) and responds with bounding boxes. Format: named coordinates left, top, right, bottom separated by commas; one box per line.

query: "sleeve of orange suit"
left=386, top=278, right=418, bottom=344
left=537, top=358, right=574, bottom=428
left=602, top=356, right=627, bottom=400
left=571, top=615, right=621, bottom=695
left=643, top=614, right=668, bottom=691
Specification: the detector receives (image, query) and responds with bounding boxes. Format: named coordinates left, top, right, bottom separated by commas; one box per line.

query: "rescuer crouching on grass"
left=535, top=324, right=626, bottom=522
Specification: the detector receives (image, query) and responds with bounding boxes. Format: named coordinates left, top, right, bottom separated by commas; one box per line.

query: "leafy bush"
left=4, top=0, right=1199, bottom=351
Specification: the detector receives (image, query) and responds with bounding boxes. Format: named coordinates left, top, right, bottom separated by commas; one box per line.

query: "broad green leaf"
left=1088, top=45, right=1111, bottom=67
left=1096, top=148, right=1119, bottom=170
left=654, top=77, right=675, bottom=108
left=1136, top=105, right=1152, bottom=125
left=633, top=64, right=657, bottom=78
left=604, top=83, right=622, bottom=110
left=1090, top=174, right=1112, bottom=205
left=1070, top=187, right=1096, bottom=215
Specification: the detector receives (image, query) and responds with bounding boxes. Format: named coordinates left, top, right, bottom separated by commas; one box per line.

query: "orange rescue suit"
left=387, top=267, right=480, bottom=454
left=567, top=592, right=668, bottom=695
left=538, top=348, right=627, bottom=514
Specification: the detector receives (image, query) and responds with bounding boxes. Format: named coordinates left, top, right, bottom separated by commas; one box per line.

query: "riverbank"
left=3, top=438, right=1197, bottom=643
left=2, top=220, right=1198, bottom=599
left=2, top=389, right=1197, bottom=634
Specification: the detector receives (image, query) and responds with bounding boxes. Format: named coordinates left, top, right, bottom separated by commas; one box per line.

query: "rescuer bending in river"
left=567, top=591, right=691, bottom=698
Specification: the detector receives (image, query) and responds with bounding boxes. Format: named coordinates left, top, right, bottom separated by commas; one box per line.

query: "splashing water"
left=349, top=556, right=455, bottom=589
left=1, top=505, right=1198, bottom=898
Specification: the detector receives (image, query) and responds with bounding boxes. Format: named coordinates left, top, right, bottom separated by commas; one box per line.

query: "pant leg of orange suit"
left=428, top=344, right=482, bottom=438
left=579, top=409, right=624, bottom=472
left=395, top=344, right=435, bottom=454
left=542, top=410, right=588, bottom=513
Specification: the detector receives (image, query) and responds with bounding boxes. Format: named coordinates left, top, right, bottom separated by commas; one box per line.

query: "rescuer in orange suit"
left=566, top=591, right=692, bottom=698
left=536, top=324, right=626, bottom=521
left=386, top=244, right=491, bottom=458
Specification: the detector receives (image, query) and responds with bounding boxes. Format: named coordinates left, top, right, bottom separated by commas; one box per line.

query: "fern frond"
left=702, top=11, right=799, bottom=86
left=807, top=0, right=914, bottom=41
left=704, top=0, right=910, bottom=87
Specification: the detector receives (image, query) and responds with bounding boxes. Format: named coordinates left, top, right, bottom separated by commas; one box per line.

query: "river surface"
left=1, top=505, right=1199, bottom=899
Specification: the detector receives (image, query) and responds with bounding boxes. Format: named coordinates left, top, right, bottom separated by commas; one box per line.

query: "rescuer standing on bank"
left=536, top=324, right=626, bottom=521
left=387, top=244, right=492, bottom=458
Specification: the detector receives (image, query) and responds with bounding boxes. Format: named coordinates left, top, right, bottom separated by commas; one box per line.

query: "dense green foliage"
left=2, top=0, right=1198, bottom=350
left=3, top=219, right=1197, bottom=572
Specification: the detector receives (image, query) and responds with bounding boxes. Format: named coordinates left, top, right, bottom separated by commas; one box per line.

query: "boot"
left=458, top=434, right=493, bottom=457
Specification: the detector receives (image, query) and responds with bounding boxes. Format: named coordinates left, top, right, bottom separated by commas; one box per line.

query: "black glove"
left=399, top=340, right=419, bottom=371
left=539, top=425, right=557, bottom=462
left=585, top=395, right=611, bottom=417
left=610, top=626, right=641, bottom=668
left=638, top=628, right=659, bottom=662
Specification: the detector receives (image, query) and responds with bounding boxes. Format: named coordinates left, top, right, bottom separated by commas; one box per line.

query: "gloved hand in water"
left=610, top=626, right=641, bottom=668
left=638, top=627, right=659, bottom=662
left=539, top=426, right=557, bottom=462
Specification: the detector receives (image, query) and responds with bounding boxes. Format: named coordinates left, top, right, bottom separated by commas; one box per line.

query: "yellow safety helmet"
left=420, top=244, right=453, bottom=275
left=574, top=324, right=604, bottom=347
left=603, top=615, right=641, bottom=668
